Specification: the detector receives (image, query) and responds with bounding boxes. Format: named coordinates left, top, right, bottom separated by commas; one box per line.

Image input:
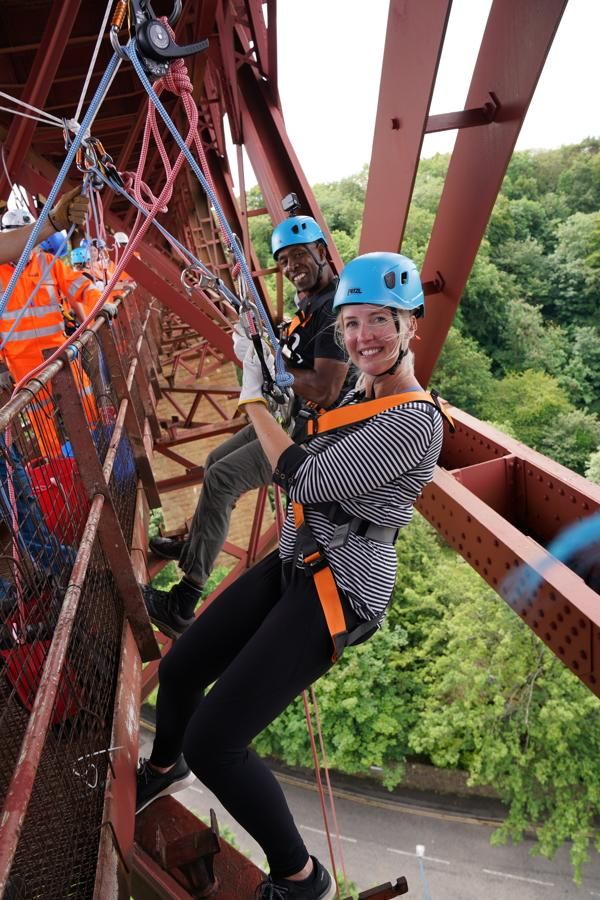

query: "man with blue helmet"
left=144, top=212, right=350, bottom=640
left=137, top=251, right=446, bottom=900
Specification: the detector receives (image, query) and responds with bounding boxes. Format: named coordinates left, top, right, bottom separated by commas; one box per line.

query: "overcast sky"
left=240, top=0, right=599, bottom=188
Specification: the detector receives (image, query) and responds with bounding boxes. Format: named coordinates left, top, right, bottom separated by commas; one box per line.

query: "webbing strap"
left=287, top=311, right=312, bottom=337
left=292, top=502, right=346, bottom=661
left=307, top=390, right=454, bottom=436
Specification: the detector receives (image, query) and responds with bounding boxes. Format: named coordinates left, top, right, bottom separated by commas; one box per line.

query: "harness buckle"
left=327, top=521, right=352, bottom=551
left=302, top=548, right=328, bottom=574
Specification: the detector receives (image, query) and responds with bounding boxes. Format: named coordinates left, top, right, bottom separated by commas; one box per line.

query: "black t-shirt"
left=280, top=279, right=344, bottom=371
left=280, top=278, right=355, bottom=438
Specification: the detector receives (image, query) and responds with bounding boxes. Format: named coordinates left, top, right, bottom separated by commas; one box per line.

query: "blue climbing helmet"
left=40, top=231, right=68, bottom=256
left=271, top=216, right=326, bottom=258
left=333, top=252, right=425, bottom=316
left=71, top=246, right=89, bottom=266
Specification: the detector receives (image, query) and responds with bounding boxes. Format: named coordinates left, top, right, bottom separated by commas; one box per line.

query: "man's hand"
left=100, top=301, right=118, bottom=320
left=0, top=367, right=13, bottom=392
left=50, top=187, right=89, bottom=231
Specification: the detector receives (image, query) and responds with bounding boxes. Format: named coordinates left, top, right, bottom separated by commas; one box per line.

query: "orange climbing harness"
left=294, top=390, right=454, bottom=661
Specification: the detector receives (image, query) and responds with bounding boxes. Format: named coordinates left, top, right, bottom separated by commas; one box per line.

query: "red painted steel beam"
left=360, top=0, right=452, bottom=254
left=417, top=408, right=600, bottom=696
left=235, top=61, right=343, bottom=272
left=93, top=623, right=141, bottom=900
left=415, top=0, right=568, bottom=385
left=0, top=0, right=81, bottom=200
left=125, top=252, right=238, bottom=364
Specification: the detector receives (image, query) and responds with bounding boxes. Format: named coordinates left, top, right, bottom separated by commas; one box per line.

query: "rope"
left=270, top=488, right=344, bottom=898
left=92, top=165, right=242, bottom=309
left=73, top=0, right=114, bottom=124
left=10, top=47, right=210, bottom=392
left=125, top=38, right=293, bottom=389
left=0, top=90, right=64, bottom=126
left=4, top=427, right=25, bottom=637
left=0, top=224, right=76, bottom=350
left=0, top=52, right=121, bottom=319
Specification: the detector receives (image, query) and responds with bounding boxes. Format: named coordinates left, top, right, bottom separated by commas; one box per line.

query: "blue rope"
left=125, top=40, right=293, bottom=389
left=90, top=166, right=243, bottom=310
left=0, top=223, right=76, bottom=350
left=502, top=510, right=600, bottom=605
left=0, top=53, right=121, bottom=319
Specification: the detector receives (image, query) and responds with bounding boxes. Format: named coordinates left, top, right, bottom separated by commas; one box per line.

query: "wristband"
left=48, top=211, right=61, bottom=232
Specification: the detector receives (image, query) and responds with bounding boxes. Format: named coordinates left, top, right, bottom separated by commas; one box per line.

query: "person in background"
left=136, top=252, right=446, bottom=900
left=0, top=187, right=87, bottom=265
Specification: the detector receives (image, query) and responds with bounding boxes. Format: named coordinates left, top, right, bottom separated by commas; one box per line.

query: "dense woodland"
left=156, top=140, right=600, bottom=880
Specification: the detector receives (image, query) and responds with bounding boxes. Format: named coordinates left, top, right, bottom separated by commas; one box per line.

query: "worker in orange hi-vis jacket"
left=0, top=207, right=103, bottom=455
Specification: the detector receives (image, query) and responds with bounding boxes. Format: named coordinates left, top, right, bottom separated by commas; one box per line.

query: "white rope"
left=0, top=104, right=64, bottom=128
left=73, top=0, right=114, bottom=124
left=0, top=90, right=64, bottom=125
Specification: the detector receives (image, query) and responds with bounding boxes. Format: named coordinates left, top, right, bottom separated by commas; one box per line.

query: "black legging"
left=150, top=550, right=335, bottom=879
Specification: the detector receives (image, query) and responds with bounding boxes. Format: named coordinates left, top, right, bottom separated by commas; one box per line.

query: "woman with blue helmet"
left=137, top=252, right=446, bottom=900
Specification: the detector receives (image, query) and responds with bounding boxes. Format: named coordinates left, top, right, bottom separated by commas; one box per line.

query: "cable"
left=0, top=90, right=64, bottom=125
left=0, top=52, right=121, bottom=319
left=125, top=39, right=293, bottom=389
left=0, top=224, right=75, bottom=349
left=73, top=0, right=114, bottom=124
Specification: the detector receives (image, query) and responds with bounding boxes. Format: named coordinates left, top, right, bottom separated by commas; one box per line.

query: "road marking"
left=300, top=824, right=356, bottom=843
left=482, top=869, right=554, bottom=887
left=387, top=847, right=450, bottom=865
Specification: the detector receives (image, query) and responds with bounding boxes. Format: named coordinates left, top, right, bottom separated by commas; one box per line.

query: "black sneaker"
left=141, top=583, right=196, bottom=640
left=255, top=857, right=334, bottom=899
left=136, top=755, right=195, bottom=813
left=149, top=535, right=184, bottom=561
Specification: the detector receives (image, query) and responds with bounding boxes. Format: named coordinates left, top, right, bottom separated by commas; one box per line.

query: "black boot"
left=141, top=577, right=201, bottom=639
left=149, top=535, right=184, bottom=561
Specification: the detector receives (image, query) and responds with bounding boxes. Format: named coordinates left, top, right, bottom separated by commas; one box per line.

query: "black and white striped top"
left=274, top=389, right=444, bottom=622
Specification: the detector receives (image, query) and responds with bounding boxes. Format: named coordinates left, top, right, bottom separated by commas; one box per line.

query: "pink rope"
left=11, top=26, right=197, bottom=396
left=5, top=426, right=25, bottom=635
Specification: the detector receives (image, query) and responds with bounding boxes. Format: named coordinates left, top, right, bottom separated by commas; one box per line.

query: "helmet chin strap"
left=304, top=243, right=326, bottom=292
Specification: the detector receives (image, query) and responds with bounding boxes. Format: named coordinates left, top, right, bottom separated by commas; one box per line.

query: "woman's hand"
left=238, top=344, right=274, bottom=407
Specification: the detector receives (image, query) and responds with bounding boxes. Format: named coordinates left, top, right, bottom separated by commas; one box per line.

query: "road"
left=139, top=733, right=600, bottom=898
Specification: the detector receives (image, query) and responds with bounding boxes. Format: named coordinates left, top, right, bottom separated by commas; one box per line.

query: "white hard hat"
left=114, top=231, right=129, bottom=245
left=2, top=208, right=35, bottom=229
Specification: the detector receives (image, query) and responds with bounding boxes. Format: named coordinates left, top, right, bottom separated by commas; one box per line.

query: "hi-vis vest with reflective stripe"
left=0, top=251, right=100, bottom=360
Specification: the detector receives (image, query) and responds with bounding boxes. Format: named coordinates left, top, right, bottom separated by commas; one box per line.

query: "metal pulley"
left=110, top=0, right=209, bottom=79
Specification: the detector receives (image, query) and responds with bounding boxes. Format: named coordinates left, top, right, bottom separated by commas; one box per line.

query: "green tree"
left=536, top=408, right=600, bottom=475
left=496, top=298, right=567, bottom=377
left=459, top=252, right=519, bottom=359
left=560, top=326, right=600, bottom=415
left=409, top=587, right=600, bottom=883
left=557, top=145, right=600, bottom=213
left=586, top=449, right=600, bottom=484
left=484, top=370, right=571, bottom=449
left=544, top=212, right=600, bottom=324
left=431, top=327, right=494, bottom=416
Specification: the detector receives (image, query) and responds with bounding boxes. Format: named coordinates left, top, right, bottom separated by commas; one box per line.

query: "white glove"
left=101, top=301, right=118, bottom=320
left=232, top=323, right=252, bottom=362
left=238, top=345, right=274, bottom=407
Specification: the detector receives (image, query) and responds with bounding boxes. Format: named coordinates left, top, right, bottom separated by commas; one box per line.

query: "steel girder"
left=0, top=0, right=81, bottom=201
left=416, top=0, right=569, bottom=382
left=360, top=0, right=452, bottom=254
